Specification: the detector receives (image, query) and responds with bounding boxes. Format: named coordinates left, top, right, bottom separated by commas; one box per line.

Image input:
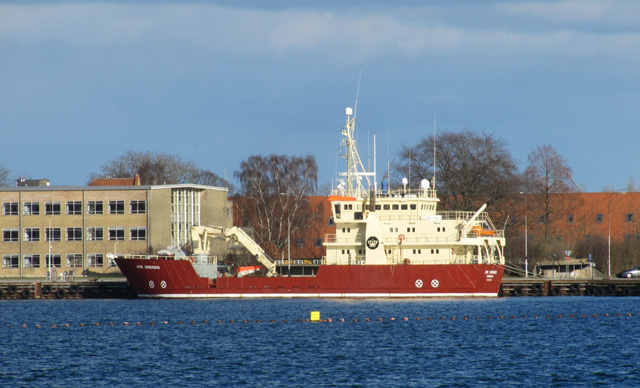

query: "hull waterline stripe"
left=136, top=292, right=498, bottom=298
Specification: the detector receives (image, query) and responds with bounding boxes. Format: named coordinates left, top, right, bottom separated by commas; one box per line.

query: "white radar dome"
left=345, top=107, right=353, bottom=116
left=402, top=177, right=408, bottom=186
left=420, top=179, right=430, bottom=189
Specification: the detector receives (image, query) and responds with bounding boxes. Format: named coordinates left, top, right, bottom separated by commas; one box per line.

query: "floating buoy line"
left=4, top=311, right=640, bottom=329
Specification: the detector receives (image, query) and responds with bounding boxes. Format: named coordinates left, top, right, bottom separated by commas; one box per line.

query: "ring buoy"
left=622, top=287, right=632, bottom=297
left=549, top=286, right=560, bottom=296
left=570, top=283, right=580, bottom=293
left=42, top=285, right=52, bottom=295
left=398, top=234, right=406, bottom=242
left=7, top=285, right=16, bottom=295
left=55, top=288, right=65, bottom=299
left=68, top=284, right=78, bottom=295
left=586, top=286, right=595, bottom=296
left=531, top=283, right=542, bottom=293
left=21, top=289, right=30, bottom=299
left=595, top=287, right=605, bottom=297
left=403, top=258, right=411, bottom=265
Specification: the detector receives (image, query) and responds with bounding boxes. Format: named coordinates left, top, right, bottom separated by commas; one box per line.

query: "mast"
left=340, top=107, right=370, bottom=197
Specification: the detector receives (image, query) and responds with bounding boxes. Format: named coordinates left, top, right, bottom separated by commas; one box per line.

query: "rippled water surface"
left=1, top=297, right=639, bottom=387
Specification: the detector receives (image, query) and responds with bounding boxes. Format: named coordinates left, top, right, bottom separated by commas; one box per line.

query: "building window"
left=401, top=204, right=408, bottom=210
left=66, top=254, right=83, bottom=268
left=108, top=227, right=125, bottom=241
left=66, top=227, right=82, bottom=241
left=2, top=202, right=18, bottom=215
left=328, top=217, right=334, bottom=226
left=88, top=254, right=104, bottom=268
left=24, top=254, right=40, bottom=268
left=567, top=214, right=574, bottom=223
left=24, top=228, right=40, bottom=242
left=130, top=200, right=146, bottom=214
left=87, top=201, right=103, bottom=215
left=626, top=213, right=634, bottom=222
left=45, top=201, right=61, bottom=215
left=87, top=227, right=104, bottom=241
left=130, top=226, right=146, bottom=241
left=23, top=201, right=40, bottom=215
left=315, top=238, right=323, bottom=247
left=66, top=201, right=82, bottom=215
left=109, top=201, right=125, bottom=215
left=596, top=214, right=603, bottom=223
left=45, top=254, right=62, bottom=268
left=3, top=228, right=19, bottom=242
left=45, top=227, right=61, bottom=242
left=2, top=254, right=19, bottom=268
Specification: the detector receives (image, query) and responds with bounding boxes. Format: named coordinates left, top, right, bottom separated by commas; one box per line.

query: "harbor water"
left=1, top=297, right=638, bottom=387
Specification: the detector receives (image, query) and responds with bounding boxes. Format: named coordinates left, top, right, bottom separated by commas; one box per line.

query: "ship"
left=115, top=106, right=506, bottom=298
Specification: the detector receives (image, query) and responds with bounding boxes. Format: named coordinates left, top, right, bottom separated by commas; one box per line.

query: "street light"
left=608, top=192, right=626, bottom=278
left=520, top=192, right=528, bottom=277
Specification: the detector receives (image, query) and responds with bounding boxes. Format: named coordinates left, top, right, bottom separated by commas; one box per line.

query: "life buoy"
left=549, top=286, right=560, bottom=296
left=42, top=285, right=52, bottom=295
left=7, top=285, right=17, bottom=295
left=570, top=283, right=580, bottom=293
left=398, top=234, right=406, bottom=242
left=55, top=288, right=65, bottom=299
left=622, top=287, right=632, bottom=297
left=21, top=289, right=30, bottom=299
left=403, top=258, right=411, bottom=265
left=68, top=284, right=78, bottom=295
left=595, top=287, right=605, bottom=297
left=512, top=286, right=523, bottom=296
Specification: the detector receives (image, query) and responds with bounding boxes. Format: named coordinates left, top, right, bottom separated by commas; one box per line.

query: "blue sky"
left=1, top=0, right=640, bottom=192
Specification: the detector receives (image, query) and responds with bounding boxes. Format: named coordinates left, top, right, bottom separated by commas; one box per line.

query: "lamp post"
left=520, top=192, right=528, bottom=277
left=608, top=192, right=626, bottom=278
left=287, top=221, right=291, bottom=277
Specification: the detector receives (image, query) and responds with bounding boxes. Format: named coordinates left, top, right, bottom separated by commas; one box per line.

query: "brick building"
left=520, top=192, right=640, bottom=244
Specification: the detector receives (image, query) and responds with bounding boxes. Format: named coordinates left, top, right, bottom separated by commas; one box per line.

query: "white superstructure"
left=324, top=107, right=506, bottom=266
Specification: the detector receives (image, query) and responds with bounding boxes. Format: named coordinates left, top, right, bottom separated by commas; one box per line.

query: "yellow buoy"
left=310, top=311, right=321, bottom=322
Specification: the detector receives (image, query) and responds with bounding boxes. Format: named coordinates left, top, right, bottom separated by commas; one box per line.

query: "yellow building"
left=0, top=183, right=231, bottom=278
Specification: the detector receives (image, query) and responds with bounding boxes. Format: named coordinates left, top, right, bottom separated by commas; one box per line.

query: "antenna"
left=432, top=115, right=437, bottom=189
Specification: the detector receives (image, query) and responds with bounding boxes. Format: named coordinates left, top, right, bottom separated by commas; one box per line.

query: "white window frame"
left=87, top=227, right=104, bottom=241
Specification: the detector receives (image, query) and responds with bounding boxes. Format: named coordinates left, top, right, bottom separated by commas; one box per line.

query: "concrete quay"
left=500, top=278, right=640, bottom=297
left=0, top=278, right=135, bottom=299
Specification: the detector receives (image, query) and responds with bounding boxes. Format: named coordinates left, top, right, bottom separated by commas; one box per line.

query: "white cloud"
left=1, top=2, right=640, bottom=67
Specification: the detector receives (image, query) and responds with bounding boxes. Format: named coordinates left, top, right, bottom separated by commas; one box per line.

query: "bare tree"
left=88, top=150, right=233, bottom=192
left=0, top=165, right=10, bottom=186
left=397, top=129, right=522, bottom=212
left=234, top=154, right=318, bottom=258
left=523, top=144, right=574, bottom=240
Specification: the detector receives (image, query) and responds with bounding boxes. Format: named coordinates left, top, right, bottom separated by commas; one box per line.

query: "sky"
left=1, top=0, right=640, bottom=192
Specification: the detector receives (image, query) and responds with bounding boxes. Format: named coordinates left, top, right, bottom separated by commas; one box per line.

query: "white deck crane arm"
left=191, top=225, right=277, bottom=277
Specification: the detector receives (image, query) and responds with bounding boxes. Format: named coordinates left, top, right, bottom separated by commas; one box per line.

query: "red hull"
left=116, top=258, right=504, bottom=298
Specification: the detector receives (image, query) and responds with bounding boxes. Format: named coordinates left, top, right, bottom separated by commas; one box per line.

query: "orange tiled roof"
left=88, top=174, right=141, bottom=186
